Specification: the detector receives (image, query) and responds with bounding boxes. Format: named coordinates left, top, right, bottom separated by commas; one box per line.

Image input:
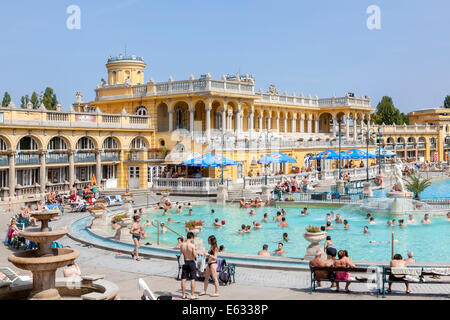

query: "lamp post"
left=377, top=127, right=382, bottom=176
left=360, top=128, right=377, bottom=182
left=338, top=119, right=342, bottom=180
left=221, top=132, right=225, bottom=185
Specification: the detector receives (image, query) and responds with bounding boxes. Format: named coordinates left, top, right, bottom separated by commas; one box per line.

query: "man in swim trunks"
left=421, top=214, right=431, bottom=224
left=180, top=232, right=198, bottom=299
left=274, top=243, right=286, bottom=256
left=309, top=250, right=334, bottom=287
left=278, top=217, right=288, bottom=227
left=388, top=254, right=410, bottom=294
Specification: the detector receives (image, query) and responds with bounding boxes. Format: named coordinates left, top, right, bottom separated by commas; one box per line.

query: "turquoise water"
left=140, top=203, right=449, bottom=263
left=373, top=177, right=450, bottom=199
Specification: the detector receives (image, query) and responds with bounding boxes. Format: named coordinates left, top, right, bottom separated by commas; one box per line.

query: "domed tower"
left=106, top=54, right=146, bottom=86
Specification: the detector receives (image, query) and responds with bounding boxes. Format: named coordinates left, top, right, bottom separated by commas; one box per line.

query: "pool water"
left=141, top=203, right=450, bottom=263
left=373, top=177, right=450, bottom=199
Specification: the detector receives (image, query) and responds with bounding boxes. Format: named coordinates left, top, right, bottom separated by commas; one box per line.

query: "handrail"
left=154, top=219, right=183, bottom=238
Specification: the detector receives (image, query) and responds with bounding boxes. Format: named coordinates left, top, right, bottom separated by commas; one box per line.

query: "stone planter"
left=114, top=218, right=132, bottom=241
left=185, top=226, right=202, bottom=236
left=303, top=231, right=327, bottom=261
left=89, top=210, right=105, bottom=229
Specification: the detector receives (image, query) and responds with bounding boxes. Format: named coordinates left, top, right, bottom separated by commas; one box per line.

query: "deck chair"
left=137, top=278, right=157, bottom=300
left=0, top=267, right=32, bottom=283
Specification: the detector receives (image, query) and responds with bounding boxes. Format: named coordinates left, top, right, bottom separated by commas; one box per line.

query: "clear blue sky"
left=0, top=0, right=449, bottom=112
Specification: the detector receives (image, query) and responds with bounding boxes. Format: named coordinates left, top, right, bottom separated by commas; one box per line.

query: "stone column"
left=292, top=117, right=297, bottom=133
left=205, top=106, right=211, bottom=139
left=9, top=153, right=15, bottom=198
left=284, top=117, right=287, bottom=133
left=267, top=116, right=271, bottom=131
left=168, top=109, right=174, bottom=132
left=275, top=116, right=280, bottom=132
left=222, top=108, right=226, bottom=134
left=333, top=117, right=337, bottom=136
left=227, top=113, right=232, bottom=132
left=189, top=108, right=195, bottom=136
left=258, top=115, right=263, bottom=132
left=96, top=149, right=102, bottom=184
left=300, top=116, right=304, bottom=133
left=40, top=151, right=47, bottom=194
left=307, top=118, right=312, bottom=133
left=315, top=118, right=319, bottom=133
left=353, top=118, right=357, bottom=141
left=249, top=110, right=254, bottom=132
left=346, top=117, right=350, bottom=139
left=69, top=150, right=75, bottom=187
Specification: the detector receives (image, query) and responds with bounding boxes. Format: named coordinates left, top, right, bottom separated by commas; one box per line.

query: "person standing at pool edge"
left=130, top=215, right=145, bottom=261
left=180, top=232, right=198, bottom=300
left=200, top=235, right=220, bottom=297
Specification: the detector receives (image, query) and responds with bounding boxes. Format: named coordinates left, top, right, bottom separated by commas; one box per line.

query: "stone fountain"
left=8, top=210, right=79, bottom=300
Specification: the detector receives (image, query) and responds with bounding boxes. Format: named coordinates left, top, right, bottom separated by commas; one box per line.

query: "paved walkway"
left=1, top=204, right=449, bottom=300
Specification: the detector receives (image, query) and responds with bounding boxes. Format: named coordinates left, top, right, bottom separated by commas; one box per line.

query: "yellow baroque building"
left=0, top=54, right=449, bottom=201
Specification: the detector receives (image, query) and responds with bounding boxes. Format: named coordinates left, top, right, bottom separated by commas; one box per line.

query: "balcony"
left=15, top=153, right=40, bottom=165
left=101, top=152, right=120, bottom=162
left=74, top=152, right=96, bottom=163
left=148, top=151, right=168, bottom=161
left=129, top=151, right=143, bottom=161
left=46, top=153, right=69, bottom=164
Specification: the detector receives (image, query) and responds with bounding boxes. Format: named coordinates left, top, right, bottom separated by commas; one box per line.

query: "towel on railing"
left=391, top=267, right=422, bottom=276
left=196, top=254, right=206, bottom=273
left=423, top=268, right=450, bottom=276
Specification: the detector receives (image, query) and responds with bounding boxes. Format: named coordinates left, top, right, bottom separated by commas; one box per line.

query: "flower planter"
left=303, top=231, right=327, bottom=261
left=89, top=209, right=105, bottom=229
left=122, top=195, right=133, bottom=203
left=185, top=226, right=202, bottom=236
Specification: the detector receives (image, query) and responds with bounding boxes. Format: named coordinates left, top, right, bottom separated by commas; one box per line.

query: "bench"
left=382, top=266, right=450, bottom=297
left=310, top=266, right=381, bottom=296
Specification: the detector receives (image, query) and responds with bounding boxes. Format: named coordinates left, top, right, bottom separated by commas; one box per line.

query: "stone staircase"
left=226, top=186, right=259, bottom=202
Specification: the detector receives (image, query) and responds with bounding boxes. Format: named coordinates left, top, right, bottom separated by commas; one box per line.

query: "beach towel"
left=423, top=268, right=450, bottom=276
left=196, top=254, right=206, bottom=273
left=391, top=267, right=422, bottom=276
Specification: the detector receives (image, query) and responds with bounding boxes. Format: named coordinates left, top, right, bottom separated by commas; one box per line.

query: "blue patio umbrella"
left=313, top=149, right=350, bottom=160
left=340, top=149, right=376, bottom=159
left=368, top=148, right=396, bottom=158
left=182, top=153, right=238, bottom=167
left=257, top=152, right=297, bottom=164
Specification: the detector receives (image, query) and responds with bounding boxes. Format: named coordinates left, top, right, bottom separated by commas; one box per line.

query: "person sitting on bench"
left=309, top=250, right=334, bottom=287
left=334, top=250, right=355, bottom=292
left=388, top=254, right=411, bottom=294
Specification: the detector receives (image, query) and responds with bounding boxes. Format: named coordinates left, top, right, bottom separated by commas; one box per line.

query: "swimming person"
left=407, top=214, right=416, bottom=224
left=365, top=213, right=371, bottom=220
left=324, top=236, right=337, bottom=259
left=325, top=221, right=332, bottom=230
left=387, top=220, right=393, bottom=227
left=188, top=209, right=193, bottom=216
left=335, top=214, right=343, bottom=223
left=262, top=213, right=268, bottom=222
left=300, top=208, right=308, bottom=216
left=369, top=217, right=376, bottom=225
left=180, top=232, right=197, bottom=300
left=175, top=237, right=184, bottom=249
left=447, top=212, right=450, bottom=222
left=343, top=220, right=349, bottom=229
left=253, top=221, right=262, bottom=229
left=278, top=217, right=288, bottom=227
left=200, top=235, right=220, bottom=297
left=219, top=245, right=225, bottom=253
left=238, top=224, right=246, bottom=234
left=404, top=251, right=416, bottom=263
left=211, top=209, right=215, bottom=214
left=274, top=243, right=286, bottom=256
left=273, top=212, right=282, bottom=221
left=248, top=209, right=256, bottom=216
left=421, top=214, right=432, bottom=224
left=176, top=206, right=182, bottom=213
left=363, top=226, right=369, bottom=234
left=130, top=215, right=145, bottom=261
left=213, top=218, right=222, bottom=227
left=258, top=244, right=270, bottom=256
left=399, top=219, right=407, bottom=227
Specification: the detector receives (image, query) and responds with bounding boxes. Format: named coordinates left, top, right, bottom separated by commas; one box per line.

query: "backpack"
left=218, top=264, right=233, bottom=285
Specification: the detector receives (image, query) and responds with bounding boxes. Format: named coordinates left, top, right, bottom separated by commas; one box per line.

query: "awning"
left=162, top=151, right=201, bottom=165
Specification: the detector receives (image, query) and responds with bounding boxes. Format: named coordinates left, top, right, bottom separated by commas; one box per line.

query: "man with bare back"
left=180, top=232, right=198, bottom=299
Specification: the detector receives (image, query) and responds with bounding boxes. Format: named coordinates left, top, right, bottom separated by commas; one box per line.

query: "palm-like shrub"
left=403, top=174, right=432, bottom=200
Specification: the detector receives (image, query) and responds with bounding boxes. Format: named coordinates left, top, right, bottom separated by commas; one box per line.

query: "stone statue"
left=393, top=159, right=405, bottom=192
left=75, top=91, right=83, bottom=104
left=268, top=84, right=279, bottom=95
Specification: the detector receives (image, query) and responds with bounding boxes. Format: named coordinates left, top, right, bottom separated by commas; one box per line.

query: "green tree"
left=404, top=173, right=432, bottom=200
left=40, top=87, right=58, bottom=110
left=2, top=92, right=11, bottom=107
left=444, top=95, right=450, bottom=108
left=30, top=92, right=40, bottom=109
left=373, top=96, right=408, bottom=125
left=20, top=94, right=30, bottom=108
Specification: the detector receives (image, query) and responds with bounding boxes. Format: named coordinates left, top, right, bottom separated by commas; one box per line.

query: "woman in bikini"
left=334, top=250, right=355, bottom=292
left=130, top=215, right=145, bottom=261
left=200, top=235, right=220, bottom=297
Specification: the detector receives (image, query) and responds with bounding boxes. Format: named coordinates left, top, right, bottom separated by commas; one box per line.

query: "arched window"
left=76, top=137, right=95, bottom=150
left=135, top=106, right=148, bottom=116
left=407, top=137, right=415, bottom=144
left=0, top=138, right=7, bottom=151
left=103, top=137, right=119, bottom=149
left=47, top=137, right=68, bottom=150
left=130, top=137, right=146, bottom=150
left=17, top=137, right=39, bottom=151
